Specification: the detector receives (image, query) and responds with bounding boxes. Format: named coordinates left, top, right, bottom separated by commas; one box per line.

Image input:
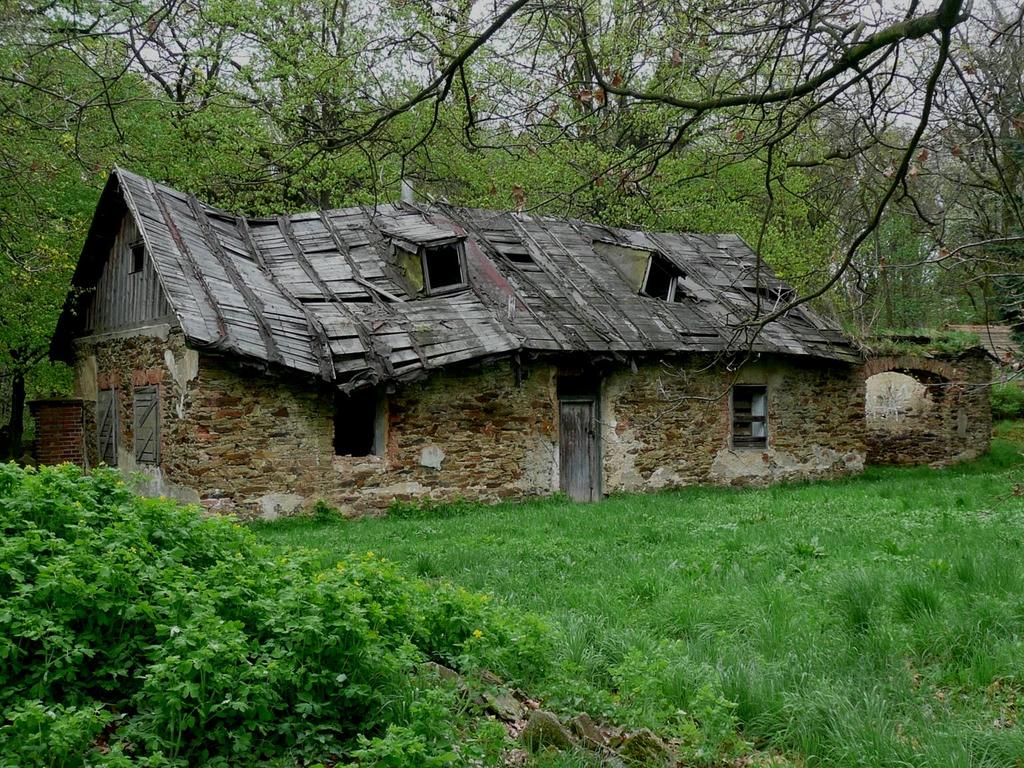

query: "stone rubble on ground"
left=419, top=661, right=682, bottom=766
left=420, top=660, right=797, bottom=766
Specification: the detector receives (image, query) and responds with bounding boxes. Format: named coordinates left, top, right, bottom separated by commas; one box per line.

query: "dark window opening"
left=129, top=242, right=145, bottom=274
left=334, top=388, right=383, bottom=456
left=641, top=254, right=686, bottom=303
left=423, top=243, right=466, bottom=293
left=732, top=385, right=768, bottom=448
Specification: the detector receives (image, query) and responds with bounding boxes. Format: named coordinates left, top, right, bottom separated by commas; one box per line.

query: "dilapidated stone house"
left=42, top=168, right=868, bottom=518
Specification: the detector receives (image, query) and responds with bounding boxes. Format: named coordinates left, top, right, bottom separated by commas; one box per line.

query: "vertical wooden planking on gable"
left=84, top=215, right=173, bottom=334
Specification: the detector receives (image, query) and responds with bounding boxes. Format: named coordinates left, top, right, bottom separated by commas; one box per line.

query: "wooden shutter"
left=133, top=386, right=160, bottom=465
left=96, top=389, right=118, bottom=466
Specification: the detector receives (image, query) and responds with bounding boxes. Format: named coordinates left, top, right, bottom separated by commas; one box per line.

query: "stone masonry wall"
left=72, top=325, right=201, bottom=502
left=70, top=327, right=869, bottom=518
left=73, top=327, right=561, bottom=518
left=603, top=356, right=866, bottom=491
left=862, top=351, right=992, bottom=466
left=180, top=355, right=561, bottom=518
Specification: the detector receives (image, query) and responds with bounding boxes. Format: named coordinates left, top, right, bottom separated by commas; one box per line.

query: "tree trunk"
left=8, top=371, right=25, bottom=460
left=875, top=226, right=895, bottom=328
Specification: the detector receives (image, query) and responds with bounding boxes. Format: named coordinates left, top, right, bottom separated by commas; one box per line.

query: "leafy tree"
left=3, top=0, right=1022, bottom=450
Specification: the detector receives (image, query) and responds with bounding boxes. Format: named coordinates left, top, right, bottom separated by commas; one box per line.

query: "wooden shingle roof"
left=53, top=168, right=861, bottom=388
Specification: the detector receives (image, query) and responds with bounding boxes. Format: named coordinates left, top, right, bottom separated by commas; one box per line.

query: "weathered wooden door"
left=559, top=398, right=599, bottom=502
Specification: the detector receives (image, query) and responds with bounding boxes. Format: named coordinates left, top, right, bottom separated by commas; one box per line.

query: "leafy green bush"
left=990, top=381, right=1024, bottom=420
left=311, top=498, right=344, bottom=522
left=387, top=497, right=481, bottom=520
left=0, top=464, right=544, bottom=767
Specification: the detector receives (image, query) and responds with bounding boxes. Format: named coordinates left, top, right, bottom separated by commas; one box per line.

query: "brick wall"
left=29, top=400, right=85, bottom=465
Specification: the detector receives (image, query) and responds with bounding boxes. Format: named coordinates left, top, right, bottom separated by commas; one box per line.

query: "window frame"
left=640, top=253, right=686, bottom=303
left=129, top=241, right=146, bottom=274
left=420, top=241, right=468, bottom=295
left=731, top=384, right=769, bottom=449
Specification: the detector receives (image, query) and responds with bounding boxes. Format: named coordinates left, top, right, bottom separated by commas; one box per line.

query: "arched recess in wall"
left=865, top=370, right=939, bottom=427
left=862, top=355, right=958, bottom=466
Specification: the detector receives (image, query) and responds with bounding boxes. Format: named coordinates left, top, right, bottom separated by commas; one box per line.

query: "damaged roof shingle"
left=53, top=168, right=862, bottom=388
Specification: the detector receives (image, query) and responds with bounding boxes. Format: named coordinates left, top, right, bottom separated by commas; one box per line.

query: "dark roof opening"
left=641, top=253, right=686, bottom=303
left=423, top=243, right=466, bottom=294
left=505, top=249, right=535, bottom=265
left=742, top=285, right=796, bottom=307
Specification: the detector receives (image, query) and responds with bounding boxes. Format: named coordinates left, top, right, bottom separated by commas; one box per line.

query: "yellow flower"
left=472, top=629, right=483, bottom=639
left=366, top=551, right=375, bottom=558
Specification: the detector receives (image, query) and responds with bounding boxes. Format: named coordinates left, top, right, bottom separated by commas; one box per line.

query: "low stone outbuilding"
left=863, top=348, right=993, bottom=466
left=41, top=169, right=878, bottom=517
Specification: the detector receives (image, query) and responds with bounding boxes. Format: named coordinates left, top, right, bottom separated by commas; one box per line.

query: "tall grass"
left=255, top=434, right=1024, bottom=767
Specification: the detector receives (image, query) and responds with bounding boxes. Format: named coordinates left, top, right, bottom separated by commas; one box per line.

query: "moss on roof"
left=857, top=329, right=984, bottom=358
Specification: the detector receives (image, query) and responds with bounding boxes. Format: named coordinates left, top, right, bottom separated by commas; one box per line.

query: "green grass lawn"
left=254, top=429, right=1024, bottom=767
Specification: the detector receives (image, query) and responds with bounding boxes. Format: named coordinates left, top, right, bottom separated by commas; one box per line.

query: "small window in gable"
left=129, top=241, right=145, bottom=274
left=133, top=385, right=160, bottom=465
left=96, top=389, right=119, bottom=466
left=334, top=388, right=386, bottom=457
left=732, top=385, right=768, bottom=448
left=422, top=242, right=467, bottom=294
left=641, top=253, right=686, bottom=303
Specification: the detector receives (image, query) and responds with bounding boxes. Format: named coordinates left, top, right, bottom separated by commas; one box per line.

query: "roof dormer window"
left=641, top=253, right=686, bottom=303
left=423, top=242, right=467, bottom=294
left=394, top=238, right=469, bottom=297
